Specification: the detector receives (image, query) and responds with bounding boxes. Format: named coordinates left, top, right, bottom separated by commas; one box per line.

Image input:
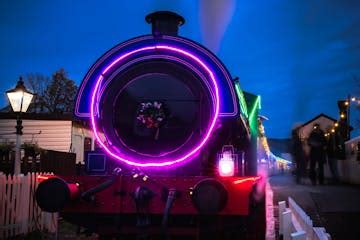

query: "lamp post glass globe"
left=6, top=77, right=34, bottom=175
left=6, top=78, right=34, bottom=113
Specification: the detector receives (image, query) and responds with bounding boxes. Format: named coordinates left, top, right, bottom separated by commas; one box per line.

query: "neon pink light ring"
left=90, top=45, right=220, bottom=167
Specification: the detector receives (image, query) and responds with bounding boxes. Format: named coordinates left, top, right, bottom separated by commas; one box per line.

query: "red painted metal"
left=37, top=175, right=80, bottom=199
left=37, top=175, right=51, bottom=182
left=68, top=183, right=80, bottom=200
left=60, top=175, right=260, bottom=216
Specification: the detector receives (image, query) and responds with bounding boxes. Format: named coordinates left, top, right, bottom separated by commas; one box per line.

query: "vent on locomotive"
left=97, top=59, right=213, bottom=164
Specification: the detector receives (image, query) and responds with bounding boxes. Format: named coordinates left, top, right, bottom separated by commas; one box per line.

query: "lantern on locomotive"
left=36, top=11, right=265, bottom=239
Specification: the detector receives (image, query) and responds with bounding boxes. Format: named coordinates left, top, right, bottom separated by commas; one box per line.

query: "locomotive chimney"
left=145, top=11, right=185, bottom=36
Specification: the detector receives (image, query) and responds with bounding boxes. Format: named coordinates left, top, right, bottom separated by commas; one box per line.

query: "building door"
left=84, top=137, right=92, bottom=153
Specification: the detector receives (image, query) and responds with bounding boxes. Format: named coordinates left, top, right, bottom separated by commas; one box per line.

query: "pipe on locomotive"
left=35, top=177, right=114, bottom=213
left=35, top=177, right=80, bottom=213
left=145, top=11, right=185, bottom=36
left=36, top=168, right=122, bottom=212
left=81, top=175, right=117, bottom=202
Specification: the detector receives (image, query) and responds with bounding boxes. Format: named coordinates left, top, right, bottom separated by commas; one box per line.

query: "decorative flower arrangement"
left=137, top=101, right=167, bottom=139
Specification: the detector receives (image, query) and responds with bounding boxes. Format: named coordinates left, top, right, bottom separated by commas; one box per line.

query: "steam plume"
left=199, top=0, right=236, bottom=53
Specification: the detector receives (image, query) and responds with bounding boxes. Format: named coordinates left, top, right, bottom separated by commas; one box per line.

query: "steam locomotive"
left=36, top=11, right=265, bottom=239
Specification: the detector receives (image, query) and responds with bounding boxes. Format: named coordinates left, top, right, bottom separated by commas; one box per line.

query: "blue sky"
left=1, top=0, right=359, bottom=138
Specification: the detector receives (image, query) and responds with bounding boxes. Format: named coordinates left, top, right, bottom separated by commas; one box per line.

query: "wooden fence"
left=41, top=150, right=76, bottom=175
left=0, top=151, right=14, bottom=176
left=0, top=150, right=76, bottom=175
left=279, top=197, right=331, bottom=240
left=0, top=172, right=58, bottom=239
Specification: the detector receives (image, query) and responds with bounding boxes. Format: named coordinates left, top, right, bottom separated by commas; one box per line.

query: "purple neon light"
left=98, top=55, right=216, bottom=113
left=164, top=36, right=238, bottom=117
left=75, top=36, right=152, bottom=117
left=90, top=45, right=220, bottom=167
left=76, top=35, right=236, bottom=118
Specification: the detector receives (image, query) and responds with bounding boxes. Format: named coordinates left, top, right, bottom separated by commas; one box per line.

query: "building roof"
left=301, top=113, right=337, bottom=127
left=0, top=112, right=73, bottom=121
left=0, top=112, right=94, bottom=131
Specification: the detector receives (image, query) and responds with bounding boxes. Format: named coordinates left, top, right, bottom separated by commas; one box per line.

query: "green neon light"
left=249, top=95, right=261, bottom=136
left=249, top=95, right=260, bottom=121
left=234, top=83, right=248, bottom=118
left=258, top=95, right=261, bottom=110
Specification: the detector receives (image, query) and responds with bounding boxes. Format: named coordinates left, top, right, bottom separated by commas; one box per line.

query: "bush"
left=22, top=142, right=42, bottom=158
left=0, top=141, right=15, bottom=154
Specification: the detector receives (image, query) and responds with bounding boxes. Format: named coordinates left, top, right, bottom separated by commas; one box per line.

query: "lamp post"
left=347, top=95, right=356, bottom=140
left=6, top=77, right=34, bottom=174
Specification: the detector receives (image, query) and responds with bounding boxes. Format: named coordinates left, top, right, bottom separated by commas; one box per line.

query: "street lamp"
left=345, top=95, right=359, bottom=140
left=6, top=77, right=34, bottom=174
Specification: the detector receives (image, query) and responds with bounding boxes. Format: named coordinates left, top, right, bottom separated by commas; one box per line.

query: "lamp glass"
left=218, top=154, right=235, bottom=177
left=7, top=91, right=33, bottom=113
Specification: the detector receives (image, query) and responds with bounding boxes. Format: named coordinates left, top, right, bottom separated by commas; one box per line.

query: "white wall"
left=324, top=136, right=360, bottom=184
left=0, top=119, right=72, bottom=152
left=299, top=116, right=335, bottom=154
left=342, top=137, right=360, bottom=184
left=299, top=116, right=335, bottom=139
left=71, top=125, right=95, bottom=163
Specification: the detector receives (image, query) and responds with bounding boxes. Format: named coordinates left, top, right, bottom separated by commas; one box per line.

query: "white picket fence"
left=279, top=197, right=331, bottom=240
left=0, top=172, right=58, bottom=239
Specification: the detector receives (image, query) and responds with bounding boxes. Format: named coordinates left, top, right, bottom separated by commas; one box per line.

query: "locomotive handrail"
left=81, top=168, right=122, bottom=201
left=162, top=188, right=178, bottom=239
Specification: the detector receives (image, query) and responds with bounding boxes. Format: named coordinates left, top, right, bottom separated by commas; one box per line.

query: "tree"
left=43, top=69, right=78, bottom=113
left=24, top=73, right=50, bottom=112
left=24, top=69, right=78, bottom=113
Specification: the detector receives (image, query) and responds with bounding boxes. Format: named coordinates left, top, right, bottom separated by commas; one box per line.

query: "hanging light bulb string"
left=324, top=95, right=358, bottom=138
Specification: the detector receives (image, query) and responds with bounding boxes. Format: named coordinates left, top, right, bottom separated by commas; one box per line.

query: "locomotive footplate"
left=37, top=174, right=265, bottom=239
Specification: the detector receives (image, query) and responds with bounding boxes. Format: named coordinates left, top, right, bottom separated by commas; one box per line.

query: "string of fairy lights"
left=324, top=96, right=358, bottom=137
left=257, top=116, right=292, bottom=168
left=324, top=123, right=338, bottom=137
